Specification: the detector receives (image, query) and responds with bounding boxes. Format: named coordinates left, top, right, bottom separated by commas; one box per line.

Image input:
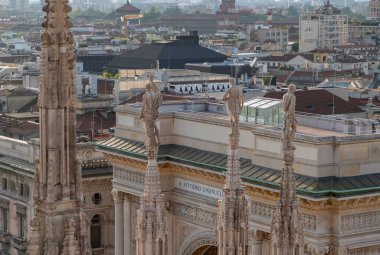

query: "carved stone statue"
left=281, top=84, right=297, bottom=150
left=139, top=75, right=162, bottom=155
left=223, top=78, right=243, bottom=137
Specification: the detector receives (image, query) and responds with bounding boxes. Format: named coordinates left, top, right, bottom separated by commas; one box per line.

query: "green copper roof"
left=96, top=137, right=380, bottom=199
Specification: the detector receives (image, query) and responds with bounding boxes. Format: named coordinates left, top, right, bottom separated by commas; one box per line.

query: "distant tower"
left=216, top=0, right=240, bottom=29
left=26, top=0, right=91, bottom=254
left=219, top=0, right=235, bottom=12
left=217, top=79, right=249, bottom=255
left=271, top=85, right=304, bottom=255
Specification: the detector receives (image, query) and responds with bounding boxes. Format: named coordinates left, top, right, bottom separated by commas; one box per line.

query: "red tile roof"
left=76, top=111, right=116, bottom=133
left=265, top=89, right=364, bottom=115
left=3, top=121, right=39, bottom=136
left=349, top=96, right=380, bottom=107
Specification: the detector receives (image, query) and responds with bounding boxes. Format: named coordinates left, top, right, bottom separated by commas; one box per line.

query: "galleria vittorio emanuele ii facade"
left=0, top=0, right=379, bottom=254
left=96, top=93, right=380, bottom=255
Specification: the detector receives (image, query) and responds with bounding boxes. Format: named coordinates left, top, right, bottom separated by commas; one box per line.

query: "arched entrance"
left=180, top=232, right=217, bottom=255
left=192, top=245, right=217, bottom=255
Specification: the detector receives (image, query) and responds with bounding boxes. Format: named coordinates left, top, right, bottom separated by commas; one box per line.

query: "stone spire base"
left=217, top=146, right=249, bottom=255
left=136, top=158, right=168, bottom=255
left=271, top=149, right=304, bottom=255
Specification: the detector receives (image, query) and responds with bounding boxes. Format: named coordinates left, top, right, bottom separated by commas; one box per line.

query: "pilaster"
left=112, top=189, right=124, bottom=255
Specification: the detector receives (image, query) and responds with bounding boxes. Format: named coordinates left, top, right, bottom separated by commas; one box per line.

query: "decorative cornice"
left=109, top=153, right=380, bottom=213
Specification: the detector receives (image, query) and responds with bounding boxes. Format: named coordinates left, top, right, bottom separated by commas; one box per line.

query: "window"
left=17, top=213, right=25, bottom=239
left=2, top=178, right=7, bottom=191
left=91, top=215, right=102, bottom=249
left=0, top=207, right=8, bottom=232
left=19, top=183, right=24, bottom=196
left=92, top=193, right=102, bottom=205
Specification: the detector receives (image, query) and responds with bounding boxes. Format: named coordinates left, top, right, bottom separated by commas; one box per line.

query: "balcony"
left=0, top=231, right=10, bottom=243
left=11, top=236, right=28, bottom=250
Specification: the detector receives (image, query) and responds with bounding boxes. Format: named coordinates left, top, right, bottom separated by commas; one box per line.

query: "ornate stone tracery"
left=271, top=84, right=304, bottom=255
left=135, top=77, right=167, bottom=255
left=26, top=0, right=90, bottom=254
left=217, top=78, right=249, bottom=255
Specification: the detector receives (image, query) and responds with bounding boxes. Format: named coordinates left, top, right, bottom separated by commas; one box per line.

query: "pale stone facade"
left=367, top=0, right=380, bottom=21
left=0, top=136, right=34, bottom=255
left=299, top=6, right=348, bottom=53
left=0, top=136, right=114, bottom=255
left=97, top=100, right=380, bottom=255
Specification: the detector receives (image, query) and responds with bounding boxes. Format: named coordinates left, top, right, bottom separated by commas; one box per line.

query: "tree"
left=162, top=6, right=184, bottom=16
left=142, top=7, right=161, bottom=23
left=288, top=6, right=298, bottom=17
left=341, top=7, right=354, bottom=17
left=102, top=71, right=113, bottom=79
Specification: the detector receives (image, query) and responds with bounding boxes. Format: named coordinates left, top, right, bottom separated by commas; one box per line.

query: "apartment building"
left=299, top=0, right=348, bottom=52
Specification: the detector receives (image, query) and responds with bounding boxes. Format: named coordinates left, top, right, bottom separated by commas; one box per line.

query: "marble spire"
left=136, top=75, right=168, bottom=255
left=26, top=0, right=91, bottom=254
left=271, top=84, right=304, bottom=255
left=217, top=78, right=249, bottom=255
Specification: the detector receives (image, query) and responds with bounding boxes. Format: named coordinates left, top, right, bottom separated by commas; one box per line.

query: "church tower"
left=26, top=0, right=91, bottom=254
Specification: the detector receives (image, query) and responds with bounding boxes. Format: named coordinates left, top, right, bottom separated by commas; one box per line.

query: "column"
left=124, top=194, right=131, bottom=255
left=251, top=239, right=262, bottom=255
left=112, top=189, right=124, bottom=255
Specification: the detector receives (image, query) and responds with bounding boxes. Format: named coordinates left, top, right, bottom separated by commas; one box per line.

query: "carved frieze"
left=305, top=244, right=330, bottom=255
left=251, top=201, right=275, bottom=219
left=169, top=201, right=216, bottom=227
left=341, top=211, right=380, bottom=232
left=304, top=214, right=317, bottom=231
left=114, top=167, right=144, bottom=185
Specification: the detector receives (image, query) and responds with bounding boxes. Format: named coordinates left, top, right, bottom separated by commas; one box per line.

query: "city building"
left=367, top=0, right=380, bottom=21
left=249, top=25, right=289, bottom=52
left=216, top=0, right=240, bottom=29
left=299, top=1, right=348, bottom=52
left=158, top=14, right=218, bottom=35
left=7, top=0, right=28, bottom=10
left=348, top=25, right=380, bottom=45
left=0, top=135, right=114, bottom=255
left=106, top=32, right=228, bottom=70
left=96, top=96, right=380, bottom=255
left=115, top=1, right=142, bottom=35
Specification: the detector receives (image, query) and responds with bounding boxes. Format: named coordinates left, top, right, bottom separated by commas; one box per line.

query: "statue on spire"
left=271, top=84, right=304, bottom=255
left=223, top=77, right=243, bottom=148
left=217, top=77, right=249, bottom=255
left=136, top=74, right=167, bottom=255
left=139, top=73, right=162, bottom=158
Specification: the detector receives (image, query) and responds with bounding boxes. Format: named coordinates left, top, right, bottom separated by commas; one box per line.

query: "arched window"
left=92, top=193, right=102, bottom=205
left=91, top=214, right=102, bottom=249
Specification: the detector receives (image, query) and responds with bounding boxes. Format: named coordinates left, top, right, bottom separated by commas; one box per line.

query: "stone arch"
left=89, top=213, right=108, bottom=250
left=180, top=231, right=217, bottom=255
